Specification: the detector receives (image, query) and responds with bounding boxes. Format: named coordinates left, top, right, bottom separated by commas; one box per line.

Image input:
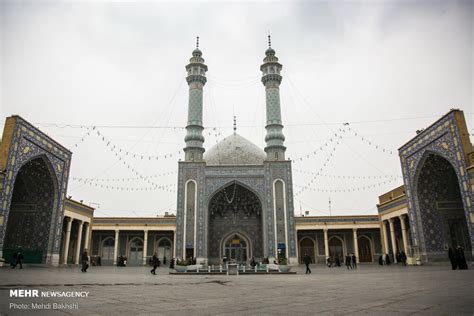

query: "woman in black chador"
left=150, top=252, right=159, bottom=275
left=455, top=246, right=468, bottom=270
left=448, top=247, right=457, bottom=270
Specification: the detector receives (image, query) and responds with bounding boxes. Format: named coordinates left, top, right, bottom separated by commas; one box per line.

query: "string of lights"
left=294, top=177, right=399, bottom=193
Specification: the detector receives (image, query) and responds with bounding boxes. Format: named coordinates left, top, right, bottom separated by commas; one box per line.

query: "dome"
left=265, top=47, right=275, bottom=56
left=192, top=48, right=202, bottom=57
left=204, top=133, right=266, bottom=166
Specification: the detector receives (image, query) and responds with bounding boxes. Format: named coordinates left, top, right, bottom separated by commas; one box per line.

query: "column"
left=74, top=220, right=84, bottom=264
left=173, top=230, right=176, bottom=259
left=381, top=220, right=389, bottom=255
left=324, top=229, right=329, bottom=259
left=389, top=218, right=398, bottom=263
left=83, top=222, right=90, bottom=253
left=352, top=228, right=359, bottom=263
left=143, top=230, right=148, bottom=266
left=62, top=217, right=72, bottom=264
left=113, top=230, right=119, bottom=265
left=399, top=215, right=409, bottom=253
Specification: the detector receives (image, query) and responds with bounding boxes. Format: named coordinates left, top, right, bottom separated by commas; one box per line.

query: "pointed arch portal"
left=208, top=182, right=263, bottom=264
left=3, top=156, right=58, bottom=264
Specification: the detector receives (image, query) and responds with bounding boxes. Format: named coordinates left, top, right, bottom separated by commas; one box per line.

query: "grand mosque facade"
left=0, top=42, right=472, bottom=267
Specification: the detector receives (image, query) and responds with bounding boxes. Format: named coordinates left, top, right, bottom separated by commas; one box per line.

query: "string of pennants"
left=81, top=182, right=176, bottom=192
left=292, top=127, right=346, bottom=163
left=293, top=169, right=402, bottom=180
left=293, top=177, right=399, bottom=193
left=69, top=126, right=225, bottom=161
left=71, top=171, right=177, bottom=183
left=294, top=129, right=344, bottom=196
left=344, top=125, right=395, bottom=155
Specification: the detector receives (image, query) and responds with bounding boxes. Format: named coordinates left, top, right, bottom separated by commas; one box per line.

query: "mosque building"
left=0, top=42, right=472, bottom=267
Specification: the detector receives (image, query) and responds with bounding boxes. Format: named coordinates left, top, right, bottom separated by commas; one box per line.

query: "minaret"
left=261, top=35, right=286, bottom=161
left=184, top=37, right=208, bottom=161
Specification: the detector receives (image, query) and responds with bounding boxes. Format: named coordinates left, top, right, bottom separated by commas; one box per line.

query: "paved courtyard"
left=0, top=264, right=472, bottom=315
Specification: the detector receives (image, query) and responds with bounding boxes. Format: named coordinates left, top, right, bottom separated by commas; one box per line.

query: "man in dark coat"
left=385, top=253, right=391, bottom=265
left=400, top=251, right=407, bottom=266
left=81, top=251, right=89, bottom=272
left=455, top=246, right=468, bottom=270
left=169, top=258, right=175, bottom=269
left=150, top=252, right=159, bottom=275
left=345, top=254, right=352, bottom=269
left=303, top=253, right=311, bottom=274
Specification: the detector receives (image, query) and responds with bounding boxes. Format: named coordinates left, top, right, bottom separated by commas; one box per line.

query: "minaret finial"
left=233, top=116, right=237, bottom=133
left=268, top=34, right=271, bottom=48
left=196, top=36, right=199, bottom=49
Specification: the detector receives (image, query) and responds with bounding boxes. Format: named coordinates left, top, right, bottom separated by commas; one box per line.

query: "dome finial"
left=196, top=36, right=199, bottom=49
left=268, top=33, right=271, bottom=48
left=233, top=115, right=237, bottom=133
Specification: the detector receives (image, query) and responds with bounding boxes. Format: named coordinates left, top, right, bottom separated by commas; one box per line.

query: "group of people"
left=344, top=254, right=357, bottom=269
left=448, top=245, right=468, bottom=270
left=396, top=250, right=408, bottom=265
left=378, top=253, right=392, bottom=265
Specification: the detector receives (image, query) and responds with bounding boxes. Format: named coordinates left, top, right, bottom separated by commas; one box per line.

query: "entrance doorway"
left=299, top=237, right=316, bottom=263
left=101, top=237, right=115, bottom=265
left=223, top=233, right=249, bottom=264
left=329, top=236, right=344, bottom=261
left=358, top=236, right=373, bottom=262
left=157, top=238, right=172, bottom=263
left=128, top=238, right=143, bottom=266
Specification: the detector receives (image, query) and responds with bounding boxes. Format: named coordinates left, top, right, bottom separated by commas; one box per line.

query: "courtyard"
left=0, top=264, right=472, bottom=315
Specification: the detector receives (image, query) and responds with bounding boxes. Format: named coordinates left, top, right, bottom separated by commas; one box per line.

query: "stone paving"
left=0, top=263, right=472, bottom=315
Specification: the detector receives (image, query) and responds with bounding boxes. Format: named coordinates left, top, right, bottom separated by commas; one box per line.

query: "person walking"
left=81, top=250, right=89, bottom=272
left=303, top=253, right=311, bottom=274
left=400, top=250, right=407, bottom=266
left=345, top=254, right=352, bottom=269
left=150, top=252, right=159, bottom=275
left=169, top=257, right=175, bottom=269
left=12, top=251, right=24, bottom=269
left=351, top=253, right=357, bottom=269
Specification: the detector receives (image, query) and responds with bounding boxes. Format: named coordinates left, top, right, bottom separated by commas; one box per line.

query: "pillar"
left=324, top=229, right=329, bottom=259
left=74, top=220, right=83, bottom=264
left=62, top=217, right=72, bottom=264
left=173, top=230, right=176, bottom=259
left=399, top=215, right=409, bottom=253
left=113, top=229, right=119, bottom=265
left=83, top=222, right=91, bottom=253
left=389, top=218, right=398, bottom=263
left=381, top=220, right=389, bottom=255
left=352, top=228, right=359, bottom=263
left=143, top=230, right=148, bottom=266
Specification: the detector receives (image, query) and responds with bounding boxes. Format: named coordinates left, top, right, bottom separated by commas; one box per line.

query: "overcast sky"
left=1, top=0, right=472, bottom=217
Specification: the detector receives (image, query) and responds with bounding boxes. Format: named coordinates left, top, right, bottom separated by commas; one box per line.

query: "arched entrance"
left=208, top=182, right=263, bottom=264
left=3, top=157, right=57, bottom=264
left=328, top=236, right=344, bottom=261
left=222, top=233, right=249, bottom=264
left=156, top=237, right=172, bottom=263
left=358, top=235, right=373, bottom=262
left=128, top=238, right=144, bottom=266
left=415, top=153, right=471, bottom=260
left=101, top=237, right=115, bottom=265
left=299, top=237, right=316, bottom=263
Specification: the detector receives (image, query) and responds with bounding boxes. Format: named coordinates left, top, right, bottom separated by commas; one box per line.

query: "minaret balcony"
left=262, top=74, right=282, bottom=85
left=186, top=74, right=207, bottom=85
